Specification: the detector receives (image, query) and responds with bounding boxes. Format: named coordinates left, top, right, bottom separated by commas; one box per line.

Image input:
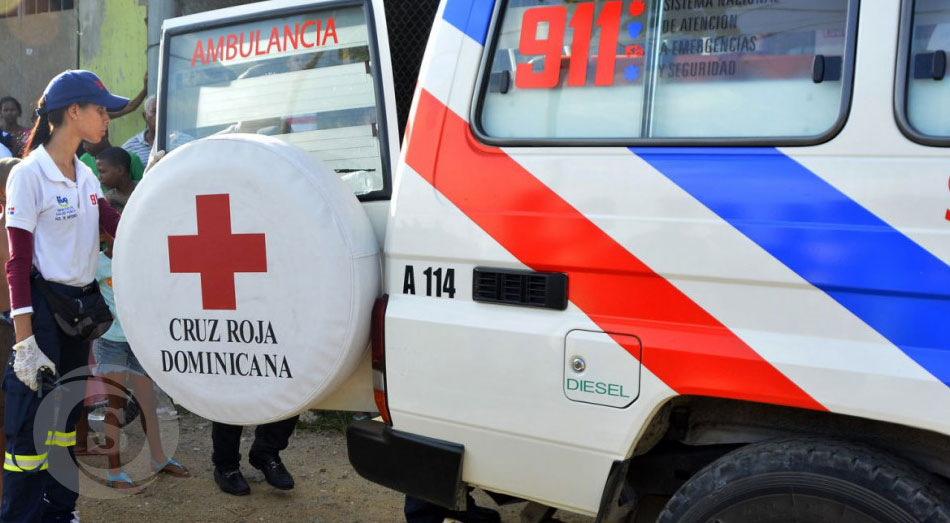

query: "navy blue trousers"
left=1, top=281, right=91, bottom=523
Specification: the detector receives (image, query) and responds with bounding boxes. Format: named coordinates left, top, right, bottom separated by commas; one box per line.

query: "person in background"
left=95, top=148, right=137, bottom=213
left=121, top=95, right=155, bottom=167
left=80, top=131, right=144, bottom=183
left=211, top=417, right=299, bottom=496
left=0, top=157, right=18, bottom=500
left=105, top=73, right=147, bottom=121
left=0, top=97, right=30, bottom=157
left=95, top=212, right=190, bottom=490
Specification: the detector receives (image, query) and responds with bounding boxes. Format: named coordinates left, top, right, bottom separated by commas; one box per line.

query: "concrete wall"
left=79, top=0, right=148, bottom=146
left=0, top=10, right=79, bottom=129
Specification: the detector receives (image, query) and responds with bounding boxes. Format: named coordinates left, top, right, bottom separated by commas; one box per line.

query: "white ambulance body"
left=116, top=0, right=950, bottom=520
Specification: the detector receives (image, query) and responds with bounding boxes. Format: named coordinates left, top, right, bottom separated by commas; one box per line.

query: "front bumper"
left=346, top=419, right=465, bottom=509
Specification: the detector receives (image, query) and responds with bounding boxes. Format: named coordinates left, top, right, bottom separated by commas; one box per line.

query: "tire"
left=113, top=134, right=380, bottom=425
left=656, top=438, right=950, bottom=523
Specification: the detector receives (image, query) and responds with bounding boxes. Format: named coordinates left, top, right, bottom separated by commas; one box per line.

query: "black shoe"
left=248, top=454, right=294, bottom=490
left=214, top=466, right=250, bottom=496
left=446, top=503, right=501, bottom=523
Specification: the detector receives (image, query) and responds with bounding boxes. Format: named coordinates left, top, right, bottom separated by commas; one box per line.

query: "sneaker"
left=248, top=454, right=294, bottom=490
left=213, top=466, right=250, bottom=496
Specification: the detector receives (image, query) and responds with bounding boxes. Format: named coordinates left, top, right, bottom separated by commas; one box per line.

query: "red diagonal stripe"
left=405, top=89, right=825, bottom=411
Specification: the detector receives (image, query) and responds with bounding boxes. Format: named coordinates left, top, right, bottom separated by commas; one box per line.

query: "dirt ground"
left=75, top=410, right=595, bottom=523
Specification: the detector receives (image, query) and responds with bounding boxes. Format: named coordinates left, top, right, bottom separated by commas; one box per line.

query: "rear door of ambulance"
left=154, top=0, right=400, bottom=409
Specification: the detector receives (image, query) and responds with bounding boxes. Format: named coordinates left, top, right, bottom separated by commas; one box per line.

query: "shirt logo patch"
left=7, top=206, right=14, bottom=216
left=56, top=196, right=69, bottom=208
left=90, top=195, right=97, bottom=206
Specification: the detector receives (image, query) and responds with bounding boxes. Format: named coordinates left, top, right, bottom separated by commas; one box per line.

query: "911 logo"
left=516, top=1, right=645, bottom=89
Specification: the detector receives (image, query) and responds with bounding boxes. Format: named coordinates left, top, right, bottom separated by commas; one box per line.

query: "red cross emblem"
left=167, top=194, right=267, bottom=310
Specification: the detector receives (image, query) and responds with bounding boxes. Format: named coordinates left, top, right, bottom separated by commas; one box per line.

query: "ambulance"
left=113, top=0, right=950, bottom=520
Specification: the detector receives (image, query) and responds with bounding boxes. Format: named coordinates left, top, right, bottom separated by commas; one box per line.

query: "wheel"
left=657, top=438, right=950, bottom=523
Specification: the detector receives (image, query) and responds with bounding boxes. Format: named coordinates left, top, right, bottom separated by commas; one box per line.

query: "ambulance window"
left=901, top=0, right=950, bottom=139
left=649, top=0, right=850, bottom=138
left=477, top=0, right=855, bottom=142
left=162, top=5, right=386, bottom=197
left=479, top=0, right=647, bottom=139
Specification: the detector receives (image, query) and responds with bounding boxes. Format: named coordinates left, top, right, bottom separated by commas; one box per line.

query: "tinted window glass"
left=905, top=0, right=950, bottom=137
left=479, top=0, right=852, bottom=140
left=164, top=5, right=384, bottom=196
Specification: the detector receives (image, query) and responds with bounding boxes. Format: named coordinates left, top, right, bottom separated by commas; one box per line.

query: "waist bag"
left=32, top=270, right=113, bottom=341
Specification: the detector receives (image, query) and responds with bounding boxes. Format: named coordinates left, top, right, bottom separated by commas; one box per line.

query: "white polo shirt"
left=6, top=145, right=103, bottom=314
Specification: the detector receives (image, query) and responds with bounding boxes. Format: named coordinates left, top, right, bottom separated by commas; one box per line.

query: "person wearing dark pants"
left=2, top=281, right=91, bottom=521
left=2, top=70, right=126, bottom=522
left=211, top=415, right=299, bottom=495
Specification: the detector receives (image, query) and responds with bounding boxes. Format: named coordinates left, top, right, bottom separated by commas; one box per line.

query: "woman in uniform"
left=3, top=70, right=127, bottom=523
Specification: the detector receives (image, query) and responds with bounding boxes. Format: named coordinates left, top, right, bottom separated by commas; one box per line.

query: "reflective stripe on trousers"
left=46, top=430, right=76, bottom=448
left=3, top=451, right=48, bottom=472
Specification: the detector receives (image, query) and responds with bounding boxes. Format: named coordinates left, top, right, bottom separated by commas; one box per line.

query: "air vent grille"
left=473, top=268, right=567, bottom=310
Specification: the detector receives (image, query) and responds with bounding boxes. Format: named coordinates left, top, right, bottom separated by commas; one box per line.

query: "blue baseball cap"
left=39, top=70, right=129, bottom=114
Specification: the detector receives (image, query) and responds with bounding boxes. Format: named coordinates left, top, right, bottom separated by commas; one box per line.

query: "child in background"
left=95, top=147, right=137, bottom=210
left=95, top=215, right=190, bottom=489
left=94, top=148, right=180, bottom=423
left=80, top=131, right=144, bottom=184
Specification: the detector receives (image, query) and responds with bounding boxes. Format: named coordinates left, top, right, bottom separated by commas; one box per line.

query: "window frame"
left=894, top=0, right=950, bottom=147
left=157, top=0, right=394, bottom=202
left=471, top=0, right=861, bottom=147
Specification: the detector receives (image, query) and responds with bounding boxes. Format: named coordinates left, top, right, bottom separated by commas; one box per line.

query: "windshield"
left=162, top=4, right=385, bottom=196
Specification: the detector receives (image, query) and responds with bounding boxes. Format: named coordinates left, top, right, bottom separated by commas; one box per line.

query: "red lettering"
left=516, top=6, right=566, bottom=89
left=225, top=33, right=238, bottom=60
left=254, top=30, right=266, bottom=56
left=323, top=17, right=338, bottom=45
left=567, top=3, right=593, bottom=87
left=300, top=20, right=316, bottom=48
left=206, top=36, right=225, bottom=63
left=266, top=26, right=281, bottom=54
left=594, top=2, right=622, bottom=86
left=238, top=32, right=253, bottom=58
left=191, top=39, right=205, bottom=67
left=283, top=23, right=299, bottom=51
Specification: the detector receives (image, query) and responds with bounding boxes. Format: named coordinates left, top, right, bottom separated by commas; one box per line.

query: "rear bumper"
left=346, top=419, right=465, bottom=509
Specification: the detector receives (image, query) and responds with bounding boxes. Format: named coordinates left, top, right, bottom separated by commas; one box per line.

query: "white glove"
left=12, top=335, right=56, bottom=391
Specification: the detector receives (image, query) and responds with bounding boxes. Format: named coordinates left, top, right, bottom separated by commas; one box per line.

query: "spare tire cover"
left=113, top=134, right=379, bottom=425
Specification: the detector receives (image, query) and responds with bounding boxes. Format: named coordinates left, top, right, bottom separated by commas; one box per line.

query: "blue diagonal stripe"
left=632, top=147, right=950, bottom=386
left=442, top=0, right=495, bottom=45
